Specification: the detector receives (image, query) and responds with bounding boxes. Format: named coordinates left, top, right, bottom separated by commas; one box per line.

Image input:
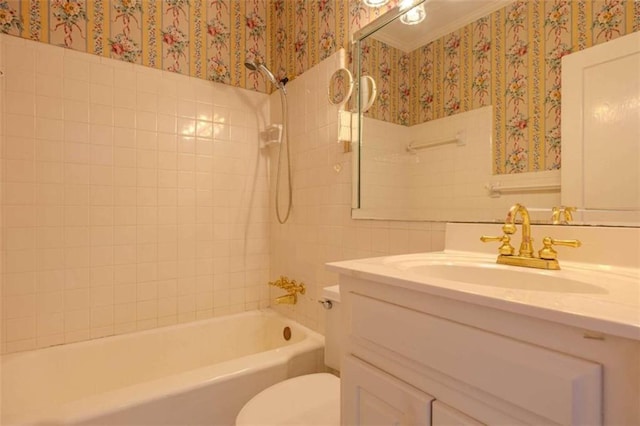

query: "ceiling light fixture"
left=400, top=3, right=426, bottom=25
left=398, top=0, right=416, bottom=11
left=363, top=0, right=390, bottom=8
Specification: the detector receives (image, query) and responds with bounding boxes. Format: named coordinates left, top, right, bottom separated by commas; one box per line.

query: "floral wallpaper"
left=0, top=0, right=637, bottom=173
left=359, top=37, right=407, bottom=125
left=362, top=0, right=639, bottom=174
left=0, top=0, right=393, bottom=93
left=0, top=0, right=272, bottom=91
left=267, top=0, right=396, bottom=82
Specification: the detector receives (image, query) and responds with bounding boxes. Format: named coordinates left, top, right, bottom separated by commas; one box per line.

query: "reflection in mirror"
left=353, top=1, right=640, bottom=226
left=359, top=75, right=377, bottom=112
left=328, top=68, right=354, bottom=106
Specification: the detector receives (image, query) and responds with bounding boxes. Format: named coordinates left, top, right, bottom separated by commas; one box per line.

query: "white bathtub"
left=1, top=309, right=325, bottom=425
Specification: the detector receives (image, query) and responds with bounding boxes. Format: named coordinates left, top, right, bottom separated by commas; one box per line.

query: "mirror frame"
left=351, top=1, right=426, bottom=213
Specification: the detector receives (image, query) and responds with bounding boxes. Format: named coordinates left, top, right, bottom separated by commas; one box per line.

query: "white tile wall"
left=268, top=50, right=444, bottom=334
left=409, top=107, right=496, bottom=220
left=359, top=107, right=561, bottom=223
left=1, top=35, right=271, bottom=353
left=359, top=118, right=412, bottom=218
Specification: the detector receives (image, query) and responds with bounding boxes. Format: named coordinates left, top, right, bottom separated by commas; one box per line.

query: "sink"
left=327, top=223, right=640, bottom=342
left=386, top=258, right=608, bottom=294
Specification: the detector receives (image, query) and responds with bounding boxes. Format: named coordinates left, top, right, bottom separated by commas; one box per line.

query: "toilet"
left=235, top=286, right=342, bottom=425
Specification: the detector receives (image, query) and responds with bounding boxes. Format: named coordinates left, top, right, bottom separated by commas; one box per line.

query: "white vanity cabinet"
left=431, top=401, right=484, bottom=426
left=342, top=355, right=486, bottom=426
left=337, top=275, right=640, bottom=426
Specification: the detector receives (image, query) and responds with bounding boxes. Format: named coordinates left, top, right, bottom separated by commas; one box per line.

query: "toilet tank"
left=321, top=286, right=342, bottom=371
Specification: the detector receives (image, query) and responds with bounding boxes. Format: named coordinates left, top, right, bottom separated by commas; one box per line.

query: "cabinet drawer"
left=350, top=293, right=602, bottom=425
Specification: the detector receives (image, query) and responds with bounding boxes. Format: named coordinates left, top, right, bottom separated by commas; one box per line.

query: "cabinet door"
left=342, top=355, right=434, bottom=426
left=432, top=401, right=484, bottom=426
left=350, top=293, right=602, bottom=425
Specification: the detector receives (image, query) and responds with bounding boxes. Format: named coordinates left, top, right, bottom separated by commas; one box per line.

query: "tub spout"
left=275, top=293, right=297, bottom=304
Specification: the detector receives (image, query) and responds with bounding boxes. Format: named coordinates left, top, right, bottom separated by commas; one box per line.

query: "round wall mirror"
left=328, top=68, right=354, bottom=106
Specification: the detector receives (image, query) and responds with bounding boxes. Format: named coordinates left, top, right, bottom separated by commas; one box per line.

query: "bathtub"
left=1, top=309, right=325, bottom=425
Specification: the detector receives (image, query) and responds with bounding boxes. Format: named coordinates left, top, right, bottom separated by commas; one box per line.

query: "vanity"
left=327, top=221, right=640, bottom=425
left=336, top=1, right=639, bottom=423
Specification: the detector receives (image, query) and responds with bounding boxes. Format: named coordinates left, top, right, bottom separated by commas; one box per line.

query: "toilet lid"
left=235, top=373, right=340, bottom=425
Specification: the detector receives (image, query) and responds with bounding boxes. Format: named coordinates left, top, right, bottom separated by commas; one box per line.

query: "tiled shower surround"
left=1, top=35, right=272, bottom=353
left=1, top=37, right=443, bottom=353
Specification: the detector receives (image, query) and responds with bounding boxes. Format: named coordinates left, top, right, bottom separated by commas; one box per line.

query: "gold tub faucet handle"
left=269, top=276, right=295, bottom=290
left=268, top=276, right=306, bottom=304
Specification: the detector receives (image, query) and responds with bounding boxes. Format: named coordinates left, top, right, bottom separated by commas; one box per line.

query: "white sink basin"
left=392, top=261, right=608, bottom=294
left=327, top=223, right=640, bottom=341
left=378, top=251, right=623, bottom=295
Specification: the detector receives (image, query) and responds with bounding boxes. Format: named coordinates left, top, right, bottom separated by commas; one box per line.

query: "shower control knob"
left=318, top=299, right=333, bottom=310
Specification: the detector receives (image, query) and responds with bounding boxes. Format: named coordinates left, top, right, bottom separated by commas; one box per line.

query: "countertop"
left=327, top=223, right=640, bottom=341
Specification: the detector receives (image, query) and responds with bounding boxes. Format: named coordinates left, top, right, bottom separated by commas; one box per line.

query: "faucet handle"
left=269, top=276, right=295, bottom=290
left=501, top=223, right=517, bottom=235
left=538, top=237, right=582, bottom=260
left=480, top=235, right=515, bottom=256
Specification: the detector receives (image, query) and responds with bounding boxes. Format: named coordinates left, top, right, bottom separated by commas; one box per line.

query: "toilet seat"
left=235, top=373, right=340, bottom=425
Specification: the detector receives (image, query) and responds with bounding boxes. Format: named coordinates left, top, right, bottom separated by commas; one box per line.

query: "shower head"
left=244, top=60, right=282, bottom=90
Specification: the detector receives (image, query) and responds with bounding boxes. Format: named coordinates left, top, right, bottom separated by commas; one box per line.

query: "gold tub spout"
left=274, top=293, right=297, bottom=305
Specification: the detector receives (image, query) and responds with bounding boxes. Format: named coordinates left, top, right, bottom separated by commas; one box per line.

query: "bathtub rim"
left=2, top=308, right=309, bottom=362
left=1, top=309, right=325, bottom=426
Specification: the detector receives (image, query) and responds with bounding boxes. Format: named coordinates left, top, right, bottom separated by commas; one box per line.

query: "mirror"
left=352, top=1, right=639, bottom=226
left=328, top=68, right=354, bottom=106
left=327, top=67, right=377, bottom=112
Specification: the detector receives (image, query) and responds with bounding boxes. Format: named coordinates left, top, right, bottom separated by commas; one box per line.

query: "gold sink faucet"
left=481, top=203, right=581, bottom=270
left=269, top=276, right=305, bottom=304
left=503, top=203, right=533, bottom=257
